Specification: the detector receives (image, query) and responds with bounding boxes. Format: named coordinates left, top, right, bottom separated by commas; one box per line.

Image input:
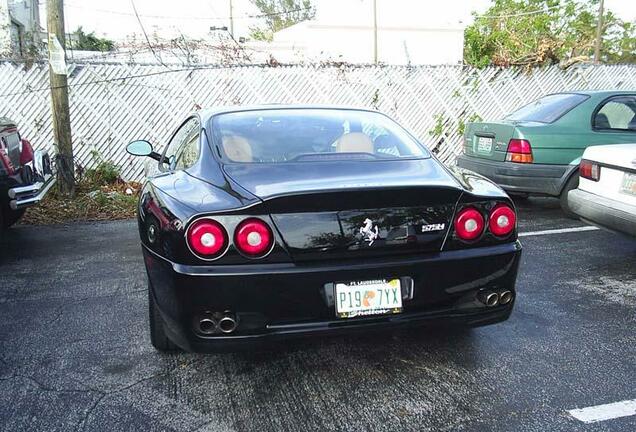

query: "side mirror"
left=127, top=140, right=161, bottom=161
left=127, top=140, right=153, bottom=156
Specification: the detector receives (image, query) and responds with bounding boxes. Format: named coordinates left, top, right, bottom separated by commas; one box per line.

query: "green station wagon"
left=456, top=90, right=636, bottom=215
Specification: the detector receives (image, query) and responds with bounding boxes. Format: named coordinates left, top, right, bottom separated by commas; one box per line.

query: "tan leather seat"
left=222, top=135, right=253, bottom=162
left=336, top=132, right=373, bottom=154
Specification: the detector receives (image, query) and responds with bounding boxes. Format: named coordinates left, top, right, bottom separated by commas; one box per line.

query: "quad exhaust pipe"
left=218, top=314, right=238, bottom=334
left=479, top=292, right=499, bottom=307
left=499, top=290, right=513, bottom=305
left=195, top=311, right=238, bottom=335
left=197, top=312, right=218, bottom=335
left=199, top=317, right=217, bottom=334
left=478, top=290, right=513, bottom=307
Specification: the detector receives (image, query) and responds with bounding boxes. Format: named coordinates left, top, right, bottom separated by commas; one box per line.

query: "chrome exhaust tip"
left=218, top=314, right=238, bottom=334
left=499, top=290, right=513, bottom=305
left=198, top=315, right=218, bottom=335
left=479, top=292, right=499, bottom=307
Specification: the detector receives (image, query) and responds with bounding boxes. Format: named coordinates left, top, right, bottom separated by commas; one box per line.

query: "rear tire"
left=559, top=173, right=579, bottom=219
left=2, top=207, right=26, bottom=228
left=148, top=282, right=179, bottom=352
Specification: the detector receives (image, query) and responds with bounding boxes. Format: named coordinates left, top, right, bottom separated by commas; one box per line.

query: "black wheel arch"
left=558, top=164, right=580, bottom=196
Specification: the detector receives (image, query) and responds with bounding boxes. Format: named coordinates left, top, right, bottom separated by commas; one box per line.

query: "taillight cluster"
left=19, top=138, right=34, bottom=165
left=454, top=204, right=516, bottom=241
left=506, top=139, right=533, bottom=164
left=454, top=208, right=484, bottom=240
left=579, top=159, right=600, bottom=181
left=186, top=217, right=273, bottom=260
left=489, top=205, right=516, bottom=236
left=234, top=218, right=273, bottom=257
left=187, top=219, right=228, bottom=257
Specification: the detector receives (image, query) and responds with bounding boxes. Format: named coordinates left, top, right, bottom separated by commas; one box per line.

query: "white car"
left=568, top=144, right=636, bottom=237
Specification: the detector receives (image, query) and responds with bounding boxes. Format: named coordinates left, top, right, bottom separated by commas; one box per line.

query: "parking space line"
left=519, top=226, right=600, bottom=237
left=567, top=399, right=636, bottom=423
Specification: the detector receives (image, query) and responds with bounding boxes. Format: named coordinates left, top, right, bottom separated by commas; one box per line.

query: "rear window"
left=505, top=93, right=588, bottom=123
left=211, top=109, right=429, bottom=163
left=593, top=96, right=636, bottom=131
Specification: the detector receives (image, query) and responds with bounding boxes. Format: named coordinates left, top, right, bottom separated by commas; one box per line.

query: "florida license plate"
left=476, top=136, right=493, bottom=153
left=620, top=173, right=636, bottom=196
left=335, top=279, right=403, bottom=318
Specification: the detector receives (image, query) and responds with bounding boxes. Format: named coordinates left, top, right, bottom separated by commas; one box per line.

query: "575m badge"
left=421, top=223, right=445, bottom=232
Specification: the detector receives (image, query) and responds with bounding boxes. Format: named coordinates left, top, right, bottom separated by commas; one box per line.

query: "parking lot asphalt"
left=0, top=197, right=635, bottom=432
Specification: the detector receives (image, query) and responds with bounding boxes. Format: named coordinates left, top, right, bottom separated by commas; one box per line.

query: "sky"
left=48, top=0, right=636, bottom=42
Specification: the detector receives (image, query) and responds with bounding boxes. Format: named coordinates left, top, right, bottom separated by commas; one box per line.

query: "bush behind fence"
left=1, top=61, right=635, bottom=181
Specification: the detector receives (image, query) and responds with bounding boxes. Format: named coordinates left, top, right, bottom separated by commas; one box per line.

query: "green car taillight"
left=506, top=139, right=533, bottom=163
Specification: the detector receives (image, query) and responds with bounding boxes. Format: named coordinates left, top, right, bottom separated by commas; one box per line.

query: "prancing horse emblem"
left=359, top=218, right=379, bottom=245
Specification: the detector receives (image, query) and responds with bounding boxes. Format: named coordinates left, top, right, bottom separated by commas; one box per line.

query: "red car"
left=0, top=117, right=54, bottom=229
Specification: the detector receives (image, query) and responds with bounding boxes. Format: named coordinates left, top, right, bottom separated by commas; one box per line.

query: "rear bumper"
left=144, top=241, right=522, bottom=352
left=456, top=154, right=573, bottom=196
left=568, top=188, right=636, bottom=237
left=7, top=150, right=55, bottom=210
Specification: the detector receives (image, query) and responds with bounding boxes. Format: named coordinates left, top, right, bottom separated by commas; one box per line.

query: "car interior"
left=214, top=110, right=422, bottom=163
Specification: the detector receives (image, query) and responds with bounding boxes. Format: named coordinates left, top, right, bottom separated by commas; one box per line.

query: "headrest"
left=336, top=132, right=373, bottom=154
left=222, top=135, right=252, bottom=162
left=594, top=113, right=610, bottom=129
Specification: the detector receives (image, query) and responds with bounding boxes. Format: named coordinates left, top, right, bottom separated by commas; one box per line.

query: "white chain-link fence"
left=1, top=61, right=635, bottom=180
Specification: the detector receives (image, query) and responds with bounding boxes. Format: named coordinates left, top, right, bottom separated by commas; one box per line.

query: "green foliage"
left=89, top=190, right=137, bottom=209
left=249, top=0, right=316, bottom=41
left=464, top=0, right=636, bottom=67
left=429, top=114, right=446, bottom=137
left=458, top=114, right=482, bottom=136
left=84, top=150, right=121, bottom=187
left=604, top=21, right=636, bottom=63
left=429, top=112, right=483, bottom=137
left=371, top=89, right=380, bottom=109
left=249, top=27, right=274, bottom=42
left=85, top=161, right=120, bottom=186
left=71, top=27, right=115, bottom=52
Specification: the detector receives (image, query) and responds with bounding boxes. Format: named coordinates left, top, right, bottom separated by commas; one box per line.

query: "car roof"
left=197, top=104, right=380, bottom=122
left=560, top=90, right=636, bottom=97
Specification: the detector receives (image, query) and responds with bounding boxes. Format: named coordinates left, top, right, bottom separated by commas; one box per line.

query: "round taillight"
left=454, top=207, right=484, bottom=241
left=234, top=218, right=273, bottom=257
left=489, top=205, right=516, bottom=237
left=186, top=219, right=228, bottom=258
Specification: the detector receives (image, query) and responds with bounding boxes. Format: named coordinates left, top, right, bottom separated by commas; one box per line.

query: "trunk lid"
left=463, top=121, right=518, bottom=162
left=223, top=159, right=463, bottom=261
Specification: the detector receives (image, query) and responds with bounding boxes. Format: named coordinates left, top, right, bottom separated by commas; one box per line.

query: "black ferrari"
left=127, top=106, right=522, bottom=352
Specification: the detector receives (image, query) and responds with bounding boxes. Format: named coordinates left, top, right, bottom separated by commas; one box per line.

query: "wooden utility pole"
left=594, top=0, right=604, bottom=63
left=47, top=0, right=75, bottom=196
left=229, top=0, right=234, bottom=38
left=372, top=0, right=378, bottom=64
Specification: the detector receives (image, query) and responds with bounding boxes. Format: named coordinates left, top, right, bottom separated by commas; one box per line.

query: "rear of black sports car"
left=136, top=107, right=522, bottom=352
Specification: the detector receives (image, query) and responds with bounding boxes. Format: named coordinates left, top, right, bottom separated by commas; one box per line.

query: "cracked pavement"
left=0, top=198, right=634, bottom=431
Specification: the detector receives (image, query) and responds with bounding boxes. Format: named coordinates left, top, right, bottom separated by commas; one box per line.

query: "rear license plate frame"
left=334, top=278, right=403, bottom=319
left=476, top=136, right=493, bottom=154
left=620, top=172, right=636, bottom=196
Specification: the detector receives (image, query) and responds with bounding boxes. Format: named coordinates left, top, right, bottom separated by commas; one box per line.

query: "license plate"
left=476, top=136, right=493, bottom=153
left=335, top=279, right=402, bottom=318
left=620, top=172, right=636, bottom=196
